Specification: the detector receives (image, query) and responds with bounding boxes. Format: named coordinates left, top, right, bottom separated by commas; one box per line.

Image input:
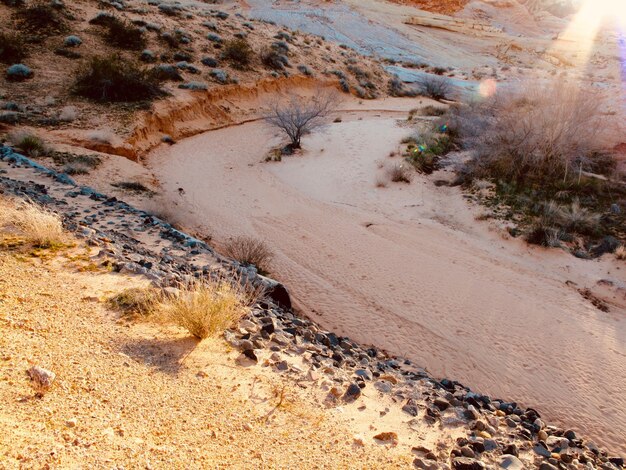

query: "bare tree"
left=264, top=92, right=337, bottom=151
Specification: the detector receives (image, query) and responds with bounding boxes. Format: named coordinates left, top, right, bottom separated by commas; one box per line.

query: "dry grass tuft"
left=223, top=236, right=273, bottom=273
left=386, top=163, right=413, bottom=183
left=160, top=278, right=259, bottom=339
left=615, top=246, right=626, bottom=260
left=0, top=197, right=66, bottom=248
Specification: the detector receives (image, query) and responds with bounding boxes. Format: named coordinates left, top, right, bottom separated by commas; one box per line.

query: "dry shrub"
left=386, top=163, right=413, bottom=183
left=160, top=278, right=259, bottom=339
left=15, top=1, right=68, bottom=38
left=104, top=18, right=146, bottom=51
left=452, top=82, right=615, bottom=185
left=73, top=55, right=162, bottom=103
left=223, top=236, right=273, bottom=272
left=222, top=38, right=254, bottom=69
left=0, top=197, right=66, bottom=248
left=615, top=245, right=626, bottom=260
left=108, top=287, right=159, bottom=317
left=418, top=75, right=452, bottom=101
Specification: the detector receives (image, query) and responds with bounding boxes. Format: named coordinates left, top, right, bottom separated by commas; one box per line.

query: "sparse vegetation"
left=159, top=278, right=259, bottom=339
left=221, top=38, right=254, bottom=69
left=73, top=55, right=162, bottom=103
left=223, top=236, right=273, bottom=274
left=0, top=197, right=66, bottom=249
left=451, top=82, right=624, bottom=255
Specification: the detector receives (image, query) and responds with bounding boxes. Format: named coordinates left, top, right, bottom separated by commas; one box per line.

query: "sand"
left=146, top=96, right=626, bottom=453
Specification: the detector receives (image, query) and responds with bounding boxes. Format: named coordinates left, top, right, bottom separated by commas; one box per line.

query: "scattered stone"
left=27, top=366, right=55, bottom=391
left=452, top=457, right=485, bottom=470
left=65, top=418, right=77, bottom=428
left=373, top=432, right=398, bottom=444
left=563, top=429, right=576, bottom=440
left=434, top=397, right=450, bottom=411
left=534, top=444, right=552, bottom=458
left=343, top=382, right=362, bottom=401
left=414, top=457, right=439, bottom=470
left=498, top=455, right=524, bottom=470
left=539, top=463, right=558, bottom=470
left=402, top=399, right=419, bottom=417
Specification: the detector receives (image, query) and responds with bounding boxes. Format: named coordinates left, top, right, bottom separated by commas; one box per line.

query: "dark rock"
left=413, top=457, right=439, bottom=470
left=451, top=457, right=485, bottom=470
left=402, top=399, right=419, bottom=417
left=533, top=444, right=552, bottom=458
left=539, top=463, right=558, bottom=470
left=344, top=383, right=361, bottom=401
left=483, top=439, right=497, bottom=452
left=502, top=444, right=519, bottom=457
left=460, top=446, right=475, bottom=458
left=242, top=349, right=258, bottom=362
left=434, top=397, right=450, bottom=411
left=563, top=429, right=576, bottom=440
left=355, top=369, right=373, bottom=380
left=498, top=455, right=524, bottom=470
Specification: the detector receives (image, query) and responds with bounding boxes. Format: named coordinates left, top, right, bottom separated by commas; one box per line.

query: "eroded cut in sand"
left=146, top=96, right=626, bottom=453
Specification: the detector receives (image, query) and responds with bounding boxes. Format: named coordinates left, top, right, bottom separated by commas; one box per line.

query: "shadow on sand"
left=119, top=336, right=199, bottom=374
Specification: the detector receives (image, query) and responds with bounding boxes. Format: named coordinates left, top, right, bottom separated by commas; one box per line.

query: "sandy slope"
left=147, top=96, right=626, bottom=453
left=0, top=253, right=417, bottom=468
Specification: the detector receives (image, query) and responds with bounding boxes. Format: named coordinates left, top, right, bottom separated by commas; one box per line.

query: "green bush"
left=73, top=55, right=162, bottom=103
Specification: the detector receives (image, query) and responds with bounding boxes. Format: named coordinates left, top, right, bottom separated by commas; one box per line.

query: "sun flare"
left=586, top=0, right=626, bottom=25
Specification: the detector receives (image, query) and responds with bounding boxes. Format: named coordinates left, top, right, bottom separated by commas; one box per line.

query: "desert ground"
left=1, top=0, right=625, bottom=466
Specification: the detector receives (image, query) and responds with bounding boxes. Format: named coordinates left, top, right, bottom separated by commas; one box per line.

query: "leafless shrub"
left=615, top=245, right=626, bottom=260
left=223, top=236, right=273, bottom=272
left=264, top=91, right=337, bottom=150
left=418, top=75, right=452, bottom=101
left=451, top=82, right=616, bottom=185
